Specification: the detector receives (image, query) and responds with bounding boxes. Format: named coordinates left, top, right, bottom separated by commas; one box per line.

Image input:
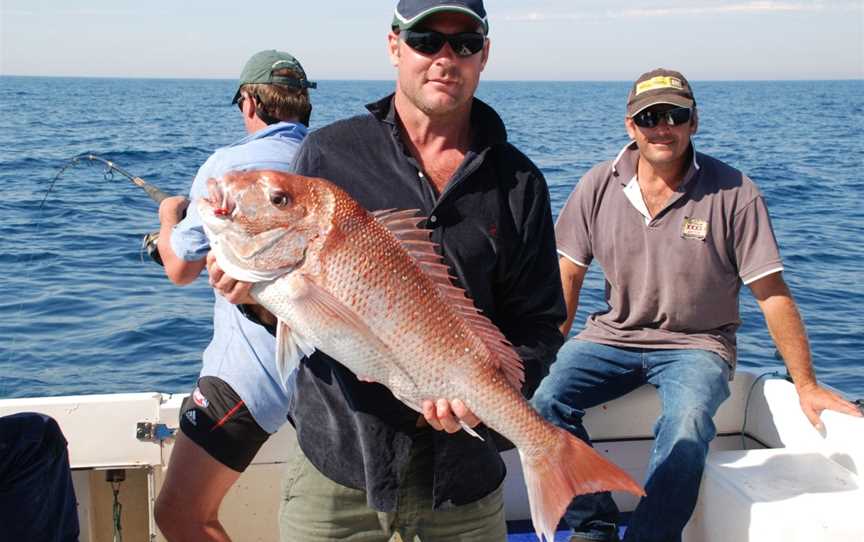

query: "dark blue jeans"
left=0, top=412, right=79, bottom=542
left=531, top=340, right=730, bottom=542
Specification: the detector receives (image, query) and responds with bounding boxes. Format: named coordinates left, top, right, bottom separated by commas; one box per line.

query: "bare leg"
left=155, top=432, right=242, bottom=542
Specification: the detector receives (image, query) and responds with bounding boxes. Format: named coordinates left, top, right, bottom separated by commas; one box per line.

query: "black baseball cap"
left=391, top=0, right=489, bottom=34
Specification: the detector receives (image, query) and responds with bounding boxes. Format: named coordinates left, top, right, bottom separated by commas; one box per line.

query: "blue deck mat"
left=506, top=514, right=630, bottom=541
left=506, top=520, right=572, bottom=541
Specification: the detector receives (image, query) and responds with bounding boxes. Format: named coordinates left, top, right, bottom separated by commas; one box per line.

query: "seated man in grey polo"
left=531, top=68, right=862, bottom=542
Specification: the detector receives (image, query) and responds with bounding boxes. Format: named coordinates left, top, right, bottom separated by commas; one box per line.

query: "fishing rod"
left=48, top=153, right=171, bottom=265
left=46, top=153, right=171, bottom=206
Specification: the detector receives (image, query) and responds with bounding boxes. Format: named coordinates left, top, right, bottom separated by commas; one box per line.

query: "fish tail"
left=520, top=426, right=645, bottom=542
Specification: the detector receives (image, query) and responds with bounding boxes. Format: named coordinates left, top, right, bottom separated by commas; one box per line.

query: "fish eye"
left=270, top=191, right=291, bottom=208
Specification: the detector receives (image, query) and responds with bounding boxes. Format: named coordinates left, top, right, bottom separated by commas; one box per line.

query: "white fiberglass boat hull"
left=1, top=369, right=861, bottom=541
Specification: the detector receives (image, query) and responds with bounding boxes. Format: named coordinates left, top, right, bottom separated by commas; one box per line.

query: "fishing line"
left=45, top=153, right=172, bottom=264
left=2, top=154, right=172, bottom=381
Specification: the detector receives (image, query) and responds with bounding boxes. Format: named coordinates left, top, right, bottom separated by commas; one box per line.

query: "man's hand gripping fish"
left=199, top=170, right=644, bottom=542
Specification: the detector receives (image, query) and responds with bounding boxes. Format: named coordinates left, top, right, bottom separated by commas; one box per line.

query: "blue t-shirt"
left=171, top=122, right=307, bottom=433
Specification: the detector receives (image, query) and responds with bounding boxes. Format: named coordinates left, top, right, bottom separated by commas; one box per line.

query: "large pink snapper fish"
left=199, top=170, right=644, bottom=541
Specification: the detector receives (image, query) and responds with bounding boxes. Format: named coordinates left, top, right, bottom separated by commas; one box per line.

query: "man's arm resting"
left=750, top=272, right=862, bottom=428
left=559, top=256, right=588, bottom=337
left=157, top=196, right=206, bottom=285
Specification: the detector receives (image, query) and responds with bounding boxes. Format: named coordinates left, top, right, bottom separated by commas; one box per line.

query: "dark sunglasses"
left=632, top=107, right=692, bottom=128
left=236, top=93, right=262, bottom=112
left=402, top=30, right=486, bottom=57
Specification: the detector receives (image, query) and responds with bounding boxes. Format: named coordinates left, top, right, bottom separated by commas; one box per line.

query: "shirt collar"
left=612, top=140, right=701, bottom=189
left=365, top=94, right=508, bottom=149
left=231, top=121, right=308, bottom=147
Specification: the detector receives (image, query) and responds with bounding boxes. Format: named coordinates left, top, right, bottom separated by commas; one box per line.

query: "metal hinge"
left=136, top=422, right=176, bottom=443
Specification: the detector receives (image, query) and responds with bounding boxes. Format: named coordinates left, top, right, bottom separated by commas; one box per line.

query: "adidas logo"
left=185, top=410, right=197, bottom=426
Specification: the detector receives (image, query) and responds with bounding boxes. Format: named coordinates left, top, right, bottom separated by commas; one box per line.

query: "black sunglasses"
left=632, top=107, right=692, bottom=128
left=402, top=30, right=486, bottom=57
left=236, top=92, right=261, bottom=112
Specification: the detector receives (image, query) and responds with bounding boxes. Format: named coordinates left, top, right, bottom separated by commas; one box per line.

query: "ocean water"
left=0, top=77, right=862, bottom=400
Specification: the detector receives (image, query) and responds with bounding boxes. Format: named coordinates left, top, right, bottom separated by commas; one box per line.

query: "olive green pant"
left=279, top=432, right=506, bottom=542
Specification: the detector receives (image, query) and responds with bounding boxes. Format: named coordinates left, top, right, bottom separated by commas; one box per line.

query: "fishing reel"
left=142, top=231, right=165, bottom=266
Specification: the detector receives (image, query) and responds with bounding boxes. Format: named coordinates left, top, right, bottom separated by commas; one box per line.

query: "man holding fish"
left=199, top=1, right=643, bottom=541
left=532, top=68, right=864, bottom=542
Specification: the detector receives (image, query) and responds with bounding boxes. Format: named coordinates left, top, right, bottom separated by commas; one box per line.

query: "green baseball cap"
left=231, top=50, right=316, bottom=104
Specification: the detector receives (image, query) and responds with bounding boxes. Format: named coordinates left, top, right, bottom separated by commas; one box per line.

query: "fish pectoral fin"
left=275, top=319, right=315, bottom=384
left=294, top=277, right=391, bottom=355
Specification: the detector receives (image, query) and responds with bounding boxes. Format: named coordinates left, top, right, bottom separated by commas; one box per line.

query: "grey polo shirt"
left=556, top=142, right=783, bottom=367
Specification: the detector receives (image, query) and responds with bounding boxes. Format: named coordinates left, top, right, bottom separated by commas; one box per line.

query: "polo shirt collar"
left=612, top=140, right=701, bottom=189
left=614, top=140, right=702, bottom=224
left=231, top=121, right=308, bottom=147
left=365, top=94, right=508, bottom=149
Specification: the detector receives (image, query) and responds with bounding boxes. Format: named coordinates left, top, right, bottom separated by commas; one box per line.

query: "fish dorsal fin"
left=372, top=209, right=525, bottom=390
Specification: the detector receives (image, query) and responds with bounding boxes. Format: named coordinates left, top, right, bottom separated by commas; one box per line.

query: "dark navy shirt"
left=289, top=95, right=565, bottom=511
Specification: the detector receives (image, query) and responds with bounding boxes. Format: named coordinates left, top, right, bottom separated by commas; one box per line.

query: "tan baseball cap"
left=626, top=68, right=695, bottom=117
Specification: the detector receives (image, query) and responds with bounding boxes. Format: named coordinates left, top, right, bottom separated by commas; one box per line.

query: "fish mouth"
left=199, top=178, right=252, bottom=241
left=202, top=178, right=236, bottom=220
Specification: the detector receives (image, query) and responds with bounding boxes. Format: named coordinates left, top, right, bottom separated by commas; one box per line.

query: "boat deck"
left=506, top=515, right=631, bottom=541
left=507, top=526, right=573, bottom=541
left=1, top=370, right=861, bottom=541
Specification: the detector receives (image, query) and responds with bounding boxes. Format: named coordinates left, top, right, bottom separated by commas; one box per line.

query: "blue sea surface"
left=0, top=77, right=862, bottom=400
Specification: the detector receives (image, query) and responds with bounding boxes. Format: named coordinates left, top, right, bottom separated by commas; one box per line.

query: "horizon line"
left=2, top=74, right=863, bottom=83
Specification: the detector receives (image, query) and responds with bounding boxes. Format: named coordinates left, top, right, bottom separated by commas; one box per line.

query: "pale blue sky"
left=1, top=1, right=862, bottom=80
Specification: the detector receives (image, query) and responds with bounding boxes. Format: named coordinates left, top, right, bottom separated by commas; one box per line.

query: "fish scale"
left=201, top=170, right=645, bottom=542
left=314, top=202, right=474, bottom=400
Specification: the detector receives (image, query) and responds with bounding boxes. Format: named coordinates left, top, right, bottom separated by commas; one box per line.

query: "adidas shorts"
left=179, top=376, right=269, bottom=472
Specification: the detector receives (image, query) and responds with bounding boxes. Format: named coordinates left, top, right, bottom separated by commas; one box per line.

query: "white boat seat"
left=684, top=448, right=864, bottom=542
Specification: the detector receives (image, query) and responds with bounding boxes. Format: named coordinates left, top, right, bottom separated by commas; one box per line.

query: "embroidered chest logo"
left=681, top=217, right=709, bottom=241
